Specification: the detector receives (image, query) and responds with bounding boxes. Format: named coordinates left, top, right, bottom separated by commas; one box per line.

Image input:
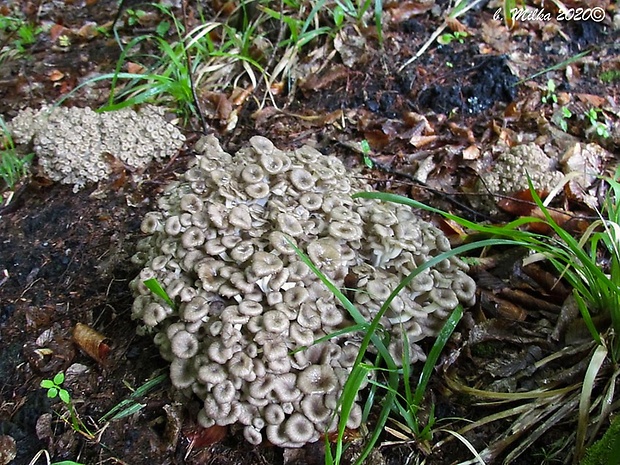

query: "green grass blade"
left=413, top=304, right=463, bottom=412
left=575, top=343, right=608, bottom=463
left=143, top=278, right=176, bottom=309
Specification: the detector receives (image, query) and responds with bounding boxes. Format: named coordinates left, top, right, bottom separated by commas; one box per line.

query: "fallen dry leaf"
left=462, top=144, right=480, bottom=160
left=126, top=62, right=145, bottom=74
left=386, top=1, right=434, bottom=23
left=409, top=134, right=438, bottom=148
left=575, top=93, right=607, bottom=107
left=184, top=424, right=227, bottom=449
left=72, top=323, right=112, bottom=364
left=299, top=64, right=349, bottom=91
left=48, top=69, right=64, bottom=82
left=479, top=290, right=527, bottom=321
left=49, top=24, right=69, bottom=42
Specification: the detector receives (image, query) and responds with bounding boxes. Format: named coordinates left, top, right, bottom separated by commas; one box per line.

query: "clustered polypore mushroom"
left=130, top=135, right=476, bottom=447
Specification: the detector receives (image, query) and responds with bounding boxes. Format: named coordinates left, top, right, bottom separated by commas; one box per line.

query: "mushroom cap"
left=284, top=412, right=318, bottom=444
left=297, top=364, right=339, bottom=395
left=251, top=251, right=284, bottom=278
left=170, top=330, right=199, bottom=359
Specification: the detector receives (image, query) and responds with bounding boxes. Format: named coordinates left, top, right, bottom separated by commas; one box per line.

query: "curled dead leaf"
left=479, top=290, right=527, bottom=321
left=409, top=134, right=437, bottom=148
left=72, top=323, right=112, bottom=364
left=446, top=17, right=470, bottom=34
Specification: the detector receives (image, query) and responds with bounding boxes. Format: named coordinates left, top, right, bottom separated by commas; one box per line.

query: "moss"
left=581, top=415, right=620, bottom=465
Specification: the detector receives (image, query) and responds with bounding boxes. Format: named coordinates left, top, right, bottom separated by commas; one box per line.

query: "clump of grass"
left=0, top=115, right=32, bottom=195
left=0, top=11, right=42, bottom=64
left=60, top=1, right=385, bottom=122
left=292, top=225, right=519, bottom=464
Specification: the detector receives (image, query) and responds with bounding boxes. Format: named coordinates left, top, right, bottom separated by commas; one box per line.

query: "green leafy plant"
left=360, top=139, right=373, bottom=168
left=0, top=13, right=42, bottom=63
left=125, top=8, right=147, bottom=27
left=99, top=372, right=167, bottom=422
left=558, top=105, right=572, bottom=132
left=542, top=78, right=558, bottom=104
left=0, top=116, right=32, bottom=192
left=40, top=372, right=93, bottom=437
left=143, top=277, right=176, bottom=309
left=599, top=69, right=620, bottom=84
left=584, top=107, right=610, bottom=139
left=262, top=1, right=332, bottom=50
left=437, top=30, right=468, bottom=45
left=333, top=0, right=383, bottom=42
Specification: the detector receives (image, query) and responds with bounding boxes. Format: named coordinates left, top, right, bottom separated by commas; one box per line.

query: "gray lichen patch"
left=130, top=135, right=476, bottom=448
left=475, top=143, right=564, bottom=214
left=9, top=105, right=185, bottom=192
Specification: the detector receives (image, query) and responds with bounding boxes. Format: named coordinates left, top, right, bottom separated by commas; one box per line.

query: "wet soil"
left=1, top=1, right=620, bottom=464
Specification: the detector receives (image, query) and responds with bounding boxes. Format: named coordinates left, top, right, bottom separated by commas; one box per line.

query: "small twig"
left=181, top=0, right=209, bottom=134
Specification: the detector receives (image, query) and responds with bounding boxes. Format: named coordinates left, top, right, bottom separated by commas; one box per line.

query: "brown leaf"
left=447, top=122, right=475, bottom=143
left=201, top=91, right=233, bottom=121
left=575, top=93, right=606, bottom=107
left=409, top=134, right=437, bottom=148
left=387, top=1, right=434, bottom=23
left=49, top=24, right=69, bottom=42
left=446, top=17, right=470, bottom=34
left=497, top=189, right=544, bottom=217
left=479, top=290, right=527, bottom=321
left=126, top=62, right=145, bottom=74
left=184, top=424, right=227, bottom=449
left=230, top=86, right=253, bottom=106
left=435, top=217, right=468, bottom=241
left=72, top=323, right=112, bottom=364
left=363, top=129, right=390, bottom=151
left=299, top=65, right=349, bottom=91
left=48, top=69, right=64, bottom=82
left=76, top=22, right=99, bottom=39
left=462, top=144, right=480, bottom=160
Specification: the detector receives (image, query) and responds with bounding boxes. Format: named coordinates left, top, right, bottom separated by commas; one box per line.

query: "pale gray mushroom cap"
left=129, top=135, right=476, bottom=448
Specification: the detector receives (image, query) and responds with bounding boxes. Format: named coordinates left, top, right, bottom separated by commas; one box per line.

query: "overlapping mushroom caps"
left=130, top=135, right=476, bottom=447
left=9, top=105, right=185, bottom=192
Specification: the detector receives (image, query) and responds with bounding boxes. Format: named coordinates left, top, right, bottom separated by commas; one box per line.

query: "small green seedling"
left=437, top=30, right=468, bottom=45
left=41, top=372, right=93, bottom=437
left=125, top=8, right=147, bottom=27
left=541, top=79, right=558, bottom=104
left=584, top=108, right=610, bottom=139
left=556, top=106, right=572, bottom=132
left=600, top=70, right=620, bottom=84
left=360, top=139, right=373, bottom=169
left=41, top=372, right=71, bottom=403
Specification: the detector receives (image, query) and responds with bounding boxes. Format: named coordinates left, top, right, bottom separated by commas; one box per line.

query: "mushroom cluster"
left=8, top=105, right=185, bottom=192
left=130, top=135, right=476, bottom=447
left=475, top=143, right=564, bottom=214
